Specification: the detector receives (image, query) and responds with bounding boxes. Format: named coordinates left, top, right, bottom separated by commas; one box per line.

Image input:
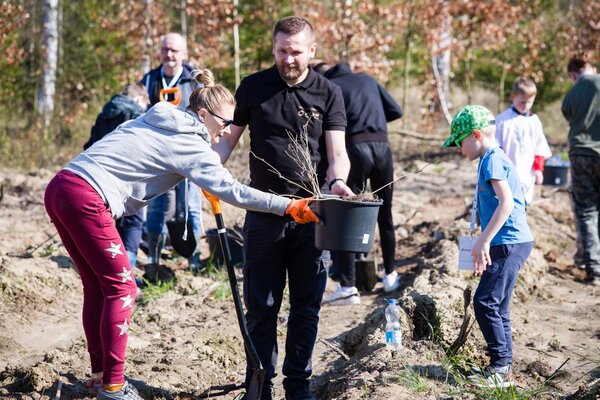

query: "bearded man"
left=213, top=16, right=352, bottom=400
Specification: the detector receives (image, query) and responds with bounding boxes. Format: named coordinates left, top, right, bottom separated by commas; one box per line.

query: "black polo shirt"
left=234, top=65, right=347, bottom=197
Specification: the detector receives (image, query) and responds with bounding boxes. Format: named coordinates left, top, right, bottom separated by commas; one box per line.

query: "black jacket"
left=324, top=63, right=402, bottom=137
left=84, top=94, right=145, bottom=150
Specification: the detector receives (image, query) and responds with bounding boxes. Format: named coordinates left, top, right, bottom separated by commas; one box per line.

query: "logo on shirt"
left=298, top=106, right=320, bottom=121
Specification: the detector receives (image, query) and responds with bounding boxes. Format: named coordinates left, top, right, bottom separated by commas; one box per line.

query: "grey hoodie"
left=66, top=102, right=290, bottom=218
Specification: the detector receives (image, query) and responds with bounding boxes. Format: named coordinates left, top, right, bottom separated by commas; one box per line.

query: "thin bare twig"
left=250, top=109, right=323, bottom=197
left=318, top=338, right=350, bottom=361
left=7, top=232, right=58, bottom=258
left=284, top=127, right=322, bottom=197
left=544, top=358, right=569, bottom=383
left=372, top=158, right=440, bottom=195
left=528, top=347, right=559, bottom=359
left=250, top=151, right=316, bottom=196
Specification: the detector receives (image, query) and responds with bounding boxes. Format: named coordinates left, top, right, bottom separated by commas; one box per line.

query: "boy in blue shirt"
left=443, top=105, right=534, bottom=388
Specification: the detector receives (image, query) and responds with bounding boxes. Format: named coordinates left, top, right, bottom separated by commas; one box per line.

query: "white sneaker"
left=383, top=271, right=400, bottom=292
left=467, top=365, right=514, bottom=388
left=322, top=286, right=360, bottom=305
left=97, top=381, right=143, bottom=400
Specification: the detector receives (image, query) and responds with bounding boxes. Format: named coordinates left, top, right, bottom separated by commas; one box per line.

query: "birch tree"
left=38, top=0, right=58, bottom=134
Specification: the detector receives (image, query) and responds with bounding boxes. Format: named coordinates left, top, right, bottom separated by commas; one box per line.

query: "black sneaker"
left=283, top=381, right=315, bottom=400
left=585, top=273, right=600, bottom=286
left=240, top=382, right=273, bottom=400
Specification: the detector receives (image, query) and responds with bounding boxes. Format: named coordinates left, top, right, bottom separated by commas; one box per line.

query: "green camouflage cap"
left=442, top=105, right=494, bottom=148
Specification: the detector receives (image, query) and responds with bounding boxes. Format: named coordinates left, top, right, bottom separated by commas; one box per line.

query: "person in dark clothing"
left=84, top=83, right=149, bottom=268
left=562, top=51, right=600, bottom=286
left=213, top=17, right=352, bottom=400
left=140, top=32, right=204, bottom=270
left=315, top=62, right=402, bottom=304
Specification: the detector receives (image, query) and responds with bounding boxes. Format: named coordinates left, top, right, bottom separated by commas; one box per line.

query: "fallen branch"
left=388, top=129, right=446, bottom=142
left=6, top=232, right=58, bottom=258
left=447, top=286, right=474, bottom=355
left=197, top=383, right=244, bottom=398
left=565, top=369, right=600, bottom=399
left=318, top=338, right=350, bottom=361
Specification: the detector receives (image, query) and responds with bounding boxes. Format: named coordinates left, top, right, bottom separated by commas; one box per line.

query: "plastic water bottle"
left=385, top=299, right=402, bottom=350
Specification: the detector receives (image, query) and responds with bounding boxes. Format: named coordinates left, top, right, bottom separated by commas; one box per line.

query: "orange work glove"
left=285, top=198, right=319, bottom=224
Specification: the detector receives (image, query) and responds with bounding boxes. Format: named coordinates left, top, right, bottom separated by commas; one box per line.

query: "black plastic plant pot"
left=315, top=196, right=383, bottom=252
left=543, top=165, right=569, bottom=186
left=206, top=228, right=244, bottom=266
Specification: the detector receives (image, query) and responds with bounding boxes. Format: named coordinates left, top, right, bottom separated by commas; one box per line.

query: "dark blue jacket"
left=84, top=94, right=145, bottom=150
left=140, top=62, right=200, bottom=110
left=324, top=63, right=402, bottom=138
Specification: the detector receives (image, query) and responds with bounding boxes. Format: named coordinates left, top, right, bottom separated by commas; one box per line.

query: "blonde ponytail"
left=189, top=68, right=235, bottom=114
left=191, top=68, right=215, bottom=87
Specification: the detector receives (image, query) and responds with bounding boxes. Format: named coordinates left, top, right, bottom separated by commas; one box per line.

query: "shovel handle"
left=202, top=189, right=222, bottom=215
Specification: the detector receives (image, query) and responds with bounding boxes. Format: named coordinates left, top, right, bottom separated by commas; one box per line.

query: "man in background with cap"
left=443, top=105, right=533, bottom=389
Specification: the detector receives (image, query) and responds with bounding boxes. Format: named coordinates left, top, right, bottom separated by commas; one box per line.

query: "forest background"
left=0, top=0, right=599, bottom=168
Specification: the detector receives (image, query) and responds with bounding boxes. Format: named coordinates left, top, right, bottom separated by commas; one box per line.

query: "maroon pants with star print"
left=44, top=170, right=137, bottom=385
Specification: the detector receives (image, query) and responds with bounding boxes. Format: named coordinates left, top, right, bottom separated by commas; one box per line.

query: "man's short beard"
left=276, top=62, right=305, bottom=82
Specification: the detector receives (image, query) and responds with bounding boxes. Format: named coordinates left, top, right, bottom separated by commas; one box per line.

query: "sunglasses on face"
left=207, top=109, right=233, bottom=128
left=454, top=119, right=496, bottom=147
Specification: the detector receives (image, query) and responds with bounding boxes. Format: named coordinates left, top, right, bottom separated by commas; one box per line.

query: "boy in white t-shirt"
left=495, top=77, right=552, bottom=204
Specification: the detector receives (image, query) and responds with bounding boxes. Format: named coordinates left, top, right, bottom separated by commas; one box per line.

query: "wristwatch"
left=328, top=178, right=346, bottom=191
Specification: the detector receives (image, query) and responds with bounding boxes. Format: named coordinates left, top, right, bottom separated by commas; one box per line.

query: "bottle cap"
left=386, top=299, right=397, bottom=305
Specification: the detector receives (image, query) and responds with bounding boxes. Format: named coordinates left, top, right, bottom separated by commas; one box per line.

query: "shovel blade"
left=246, top=368, right=265, bottom=400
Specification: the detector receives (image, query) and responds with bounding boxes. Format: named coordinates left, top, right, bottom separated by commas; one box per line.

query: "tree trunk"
left=431, top=2, right=452, bottom=125
left=38, top=0, right=58, bottom=136
left=180, top=0, right=187, bottom=39
left=402, top=0, right=414, bottom=128
left=233, top=0, right=240, bottom=88
left=465, top=57, right=472, bottom=104
left=342, top=0, right=352, bottom=58
left=498, top=63, right=509, bottom=114
left=141, top=0, right=153, bottom=73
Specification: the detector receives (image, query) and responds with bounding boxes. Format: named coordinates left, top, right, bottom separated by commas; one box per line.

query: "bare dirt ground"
left=1, top=142, right=599, bottom=400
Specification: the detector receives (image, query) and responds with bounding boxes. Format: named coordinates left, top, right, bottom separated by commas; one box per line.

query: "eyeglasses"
left=207, top=109, right=234, bottom=128
left=161, top=47, right=184, bottom=54
left=454, top=119, right=495, bottom=147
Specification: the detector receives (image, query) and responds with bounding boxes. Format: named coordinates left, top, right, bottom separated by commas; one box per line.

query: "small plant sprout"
left=138, top=278, right=175, bottom=306
left=397, top=366, right=429, bottom=393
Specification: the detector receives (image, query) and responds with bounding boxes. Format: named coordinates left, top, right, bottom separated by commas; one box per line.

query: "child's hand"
left=472, top=237, right=491, bottom=276
left=534, top=170, right=544, bottom=185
